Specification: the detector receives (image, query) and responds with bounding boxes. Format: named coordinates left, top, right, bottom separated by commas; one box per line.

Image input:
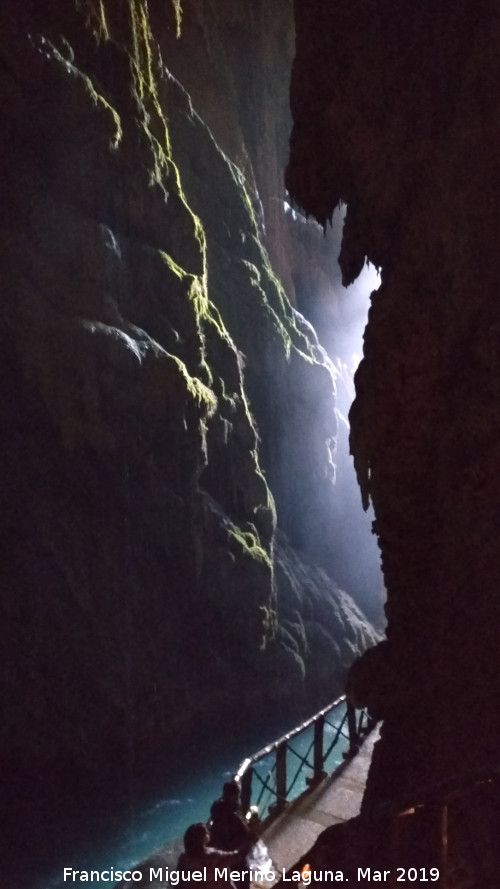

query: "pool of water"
left=37, top=703, right=350, bottom=889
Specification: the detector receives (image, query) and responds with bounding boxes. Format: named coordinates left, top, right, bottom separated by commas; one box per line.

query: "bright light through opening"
left=284, top=199, right=385, bottom=622
left=329, top=253, right=385, bottom=627
left=334, top=260, right=381, bottom=423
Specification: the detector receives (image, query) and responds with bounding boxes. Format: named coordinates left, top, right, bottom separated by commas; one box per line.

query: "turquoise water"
left=38, top=750, right=245, bottom=889
left=249, top=702, right=349, bottom=814
left=39, top=703, right=350, bottom=889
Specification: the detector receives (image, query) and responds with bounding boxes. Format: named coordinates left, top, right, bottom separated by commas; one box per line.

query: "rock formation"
left=0, top=2, right=379, bottom=881
left=288, top=0, right=500, bottom=808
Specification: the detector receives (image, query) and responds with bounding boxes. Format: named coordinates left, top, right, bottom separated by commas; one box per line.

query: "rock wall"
left=0, top=1, right=378, bottom=876
left=161, top=0, right=384, bottom=623
left=288, top=0, right=500, bottom=806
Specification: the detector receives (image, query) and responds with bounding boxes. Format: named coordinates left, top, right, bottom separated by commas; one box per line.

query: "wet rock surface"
left=0, top=2, right=379, bottom=881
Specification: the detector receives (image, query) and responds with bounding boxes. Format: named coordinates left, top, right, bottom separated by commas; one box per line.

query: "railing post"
left=275, top=741, right=287, bottom=812
left=436, top=803, right=448, bottom=889
left=313, top=715, right=326, bottom=781
left=388, top=812, right=401, bottom=889
left=357, top=708, right=365, bottom=735
left=347, top=701, right=359, bottom=756
left=240, top=766, right=253, bottom=815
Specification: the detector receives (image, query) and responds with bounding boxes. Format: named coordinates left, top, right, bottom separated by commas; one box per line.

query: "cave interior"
left=1, top=0, right=500, bottom=886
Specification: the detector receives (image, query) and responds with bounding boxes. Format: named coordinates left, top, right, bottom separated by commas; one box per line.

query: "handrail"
left=233, top=695, right=371, bottom=818
left=235, top=695, right=345, bottom=775
left=275, top=758, right=500, bottom=889
left=363, top=761, right=500, bottom=826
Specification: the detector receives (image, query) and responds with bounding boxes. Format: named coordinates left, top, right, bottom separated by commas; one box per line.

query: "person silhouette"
left=177, top=821, right=252, bottom=889
left=209, top=781, right=250, bottom=850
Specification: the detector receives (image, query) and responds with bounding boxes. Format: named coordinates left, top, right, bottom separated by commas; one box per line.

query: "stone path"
left=125, top=729, right=378, bottom=888
left=253, top=728, right=379, bottom=886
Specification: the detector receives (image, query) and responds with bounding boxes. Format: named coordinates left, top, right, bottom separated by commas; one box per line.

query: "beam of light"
left=327, top=247, right=385, bottom=626
left=285, top=201, right=385, bottom=623
left=334, top=260, right=381, bottom=422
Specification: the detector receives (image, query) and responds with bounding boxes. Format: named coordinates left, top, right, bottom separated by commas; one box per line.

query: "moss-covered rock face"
left=0, top=2, right=379, bottom=872
left=2, top=0, right=269, bottom=767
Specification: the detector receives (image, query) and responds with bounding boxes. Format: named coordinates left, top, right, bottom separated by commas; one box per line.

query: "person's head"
left=222, top=780, right=240, bottom=807
left=183, top=823, right=208, bottom=856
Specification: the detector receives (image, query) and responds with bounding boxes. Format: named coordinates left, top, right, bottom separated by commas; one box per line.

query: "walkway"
left=253, top=727, right=379, bottom=886
left=123, top=726, right=378, bottom=888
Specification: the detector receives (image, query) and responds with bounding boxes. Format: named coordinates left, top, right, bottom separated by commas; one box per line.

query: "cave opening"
left=286, top=205, right=385, bottom=627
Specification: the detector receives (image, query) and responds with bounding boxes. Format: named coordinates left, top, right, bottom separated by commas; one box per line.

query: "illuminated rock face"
left=0, top=1, right=378, bottom=860
left=289, top=0, right=500, bottom=802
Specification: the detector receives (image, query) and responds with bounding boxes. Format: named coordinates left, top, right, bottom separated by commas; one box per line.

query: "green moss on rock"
left=227, top=522, right=272, bottom=570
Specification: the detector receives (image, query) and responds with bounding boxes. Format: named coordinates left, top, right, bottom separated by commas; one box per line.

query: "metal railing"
left=234, top=695, right=370, bottom=818
left=276, top=764, right=500, bottom=889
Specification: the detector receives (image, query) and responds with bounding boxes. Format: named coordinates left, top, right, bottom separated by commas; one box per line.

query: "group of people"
left=177, top=780, right=259, bottom=888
